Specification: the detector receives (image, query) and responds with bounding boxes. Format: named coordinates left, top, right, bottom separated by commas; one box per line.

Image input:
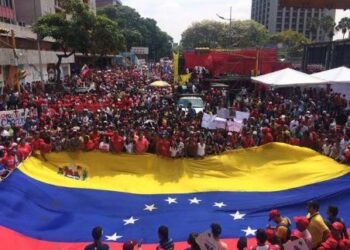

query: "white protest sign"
left=213, top=117, right=226, bottom=130
left=283, top=239, right=308, bottom=250
left=0, top=109, right=35, bottom=127
left=235, top=111, right=250, bottom=122
left=201, top=113, right=213, bottom=129
left=196, top=231, right=219, bottom=250
left=227, top=120, right=243, bottom=132
left=217, top=108, right=230, bottom=119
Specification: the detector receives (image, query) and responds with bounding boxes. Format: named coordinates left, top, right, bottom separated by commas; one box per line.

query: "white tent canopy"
left=251, top=68, right=328, bottom=87
left=311, top=66, right=350, bottom=84
left=312, top=66, right=350, bottom=101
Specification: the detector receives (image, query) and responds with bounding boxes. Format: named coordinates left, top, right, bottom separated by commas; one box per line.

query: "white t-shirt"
left=124, top=142, right=134, bottom=154
left=197, top=143, right=206, bottom=157
left=170, top=146, right=178, bottom=158
left=99, top=142, right=110, bottom=152
left=300, top=229, right=312, bottom=250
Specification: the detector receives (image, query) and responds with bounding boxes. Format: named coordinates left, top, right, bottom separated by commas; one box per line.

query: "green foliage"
left=180, top=20, right=226, bottom=49
left=320, top=16, right=336, bottom=41
left=90, top=15, right=125, bottom=56
left=228, top=20, right=269, bottom=48
left=33, top=0, right=124, bottom=82
left=98, top=5, right=173, bottom=60
left=180, top=20, right=268, bottom=49
left=336, top=17, right=350, bottom=39
left=270, top=30, right=311, bottom=58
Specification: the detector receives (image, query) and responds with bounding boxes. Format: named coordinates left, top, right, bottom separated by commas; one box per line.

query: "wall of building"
left=251, top=0, right=336, bottom=42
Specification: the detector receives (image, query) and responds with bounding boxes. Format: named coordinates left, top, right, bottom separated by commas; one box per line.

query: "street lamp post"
left=216, top=6, right=233, bottom=47
left=33, top=0, right=44, bottom=84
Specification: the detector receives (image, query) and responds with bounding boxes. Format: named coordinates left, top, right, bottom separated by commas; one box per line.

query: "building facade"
left=251, top=0, right=336, bottom=42
left=96, top=0, right=121, bottom=9
left=0, top=0, right=96, bottom=88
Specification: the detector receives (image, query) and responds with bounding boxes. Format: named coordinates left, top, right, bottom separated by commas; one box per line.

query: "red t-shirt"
left=32, top=138, right=44, bottom=151
left=134, top=137, right=149, bottom=154
left=84, top=140, right=95, bottom=151
left=241, top=136, right=254, bottom=148
left=156, top=139, right=171, bottom=157
left=17, top=143, right=32, bottom=161
left=2, top=155, right=16, bottom=170
left=39, top=142, right=52, bottom=154
left=112, top=135, right=124, bottom=153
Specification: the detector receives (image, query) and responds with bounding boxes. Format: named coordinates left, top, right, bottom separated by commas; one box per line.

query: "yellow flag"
left=179, top=73, right=192, bottom=85
left=173, top=52, right=179, bottom=83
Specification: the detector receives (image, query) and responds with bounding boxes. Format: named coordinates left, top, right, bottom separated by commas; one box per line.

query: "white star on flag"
left=144, top=204, right=157, bottom=212
left=105, top=233, right=123, bottom=241
left=213, top=202, right=226, bottom=208
left=123, top=216, right=139, bottom=225
left=189, top=197, right=202, bottom=204
left=242, top=226, right=257, bottom=236
left=165, top=197, right=177, bottom=204
left=230, top=211, right=246, bottom=220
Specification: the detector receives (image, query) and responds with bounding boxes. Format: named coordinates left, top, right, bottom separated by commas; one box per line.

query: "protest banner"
left=0, top=109, right=35, bottom=127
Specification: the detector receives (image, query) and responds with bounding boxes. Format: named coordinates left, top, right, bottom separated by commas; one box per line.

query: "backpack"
left=277, top=217, right=292, bottom=242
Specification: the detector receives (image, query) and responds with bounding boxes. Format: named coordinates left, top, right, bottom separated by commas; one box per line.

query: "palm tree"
left=308, top=17, right=320, bottom=41
left=320, top=16, right=336, bottom=41
left=336, top=17, right=350, bottom=39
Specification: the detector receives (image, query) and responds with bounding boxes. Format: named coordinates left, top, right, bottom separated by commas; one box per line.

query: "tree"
left=270, top=30, right=311, bottom=58
left=98, top=5, right=173, bottom=60
left=180, top=20, right=227, bottom=49
left=90, top=15, right=125, bottom=57
left=33, top=0, right=124, bottom=82
left=336, top=17, right=350, bottom=39
left=180, top=20, right=268, bottom=49
left=320, top=16, right=336, bottom=41
left=308, top=17, right=321, bottom=41
left=227, top=20, right=269, bottom=48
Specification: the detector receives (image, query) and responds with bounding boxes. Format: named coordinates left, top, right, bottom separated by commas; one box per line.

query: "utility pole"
left=33, top=0, right=44, bottom=84
left=216, top=6, right=233, bottom=47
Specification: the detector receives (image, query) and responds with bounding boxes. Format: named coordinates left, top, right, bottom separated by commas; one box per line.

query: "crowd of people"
left=85, top=201, right=349, bottom=250
left=0, top=65, right=350, bottom=179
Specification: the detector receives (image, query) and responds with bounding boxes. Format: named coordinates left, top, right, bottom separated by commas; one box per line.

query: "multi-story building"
left=96, top=0, right=121, bottom=9
left=0, top=0, right=96, bottom=88
left=251, top=0, right=336, bottom=42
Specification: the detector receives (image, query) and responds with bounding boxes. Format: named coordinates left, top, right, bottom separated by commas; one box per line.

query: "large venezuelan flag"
left=1, top=143, right=350, bottom=250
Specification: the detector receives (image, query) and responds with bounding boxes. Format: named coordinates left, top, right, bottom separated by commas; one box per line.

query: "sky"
left=122, top=0, right=350, bottom=43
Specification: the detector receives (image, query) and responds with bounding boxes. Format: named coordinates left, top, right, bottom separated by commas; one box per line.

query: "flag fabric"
left=0, top=143, right=350, bottom=250
left=179, top=73, right=192, bottom=85
left=173, top=52, right=179, bottom=83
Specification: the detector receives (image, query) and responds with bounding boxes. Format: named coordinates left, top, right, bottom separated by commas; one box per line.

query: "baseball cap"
left=294, top=216, right=309, bottom=229
left=290, top=230, right=302, bottom=240
left=332, top=222, right=344, bottom=232
left=123, top=240, right=138, bottom=250
left=268, top=209, right=280, bottom=221
left=321, top=238, right=338, bottom=250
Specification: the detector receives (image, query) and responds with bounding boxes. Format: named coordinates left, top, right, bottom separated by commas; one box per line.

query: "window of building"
left=0, top=0, right=13, bottom=8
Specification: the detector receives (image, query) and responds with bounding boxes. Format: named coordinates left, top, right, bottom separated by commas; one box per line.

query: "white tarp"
left=312, top=66, right=350, bottom=84
left=251, top=68, right=328, bottom=87
left=312, top=67, right=350, bottom=101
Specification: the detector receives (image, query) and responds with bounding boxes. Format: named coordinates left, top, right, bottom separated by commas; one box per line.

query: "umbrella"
left=150, top=81, right=171, bottom=87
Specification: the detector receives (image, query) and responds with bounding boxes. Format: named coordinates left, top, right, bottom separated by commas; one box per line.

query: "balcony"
left=0, top=6, right=16, bottom=21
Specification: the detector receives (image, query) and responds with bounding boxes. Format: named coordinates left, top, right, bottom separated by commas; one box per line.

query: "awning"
left=251, top=68, right=328, bottom=87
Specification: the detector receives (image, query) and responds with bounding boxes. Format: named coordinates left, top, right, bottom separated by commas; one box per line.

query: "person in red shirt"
left=261, top=127, right=273, bottom=145
left=82, top=135, right=95, bottom=152
left=39, top=137, right=52, bottom=162
left=31, top=132, right=43, bottom=151
left=111, top=131, right=124, bottom=153
left=134, top=132, right=149, bottom=154
left=241, top=132, right=255, bottom=148
left=2, top=149, right=17, bottom=170
left=17, top=138, right=32, bottom=162
left=156, top=135, right=171, bottom=157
